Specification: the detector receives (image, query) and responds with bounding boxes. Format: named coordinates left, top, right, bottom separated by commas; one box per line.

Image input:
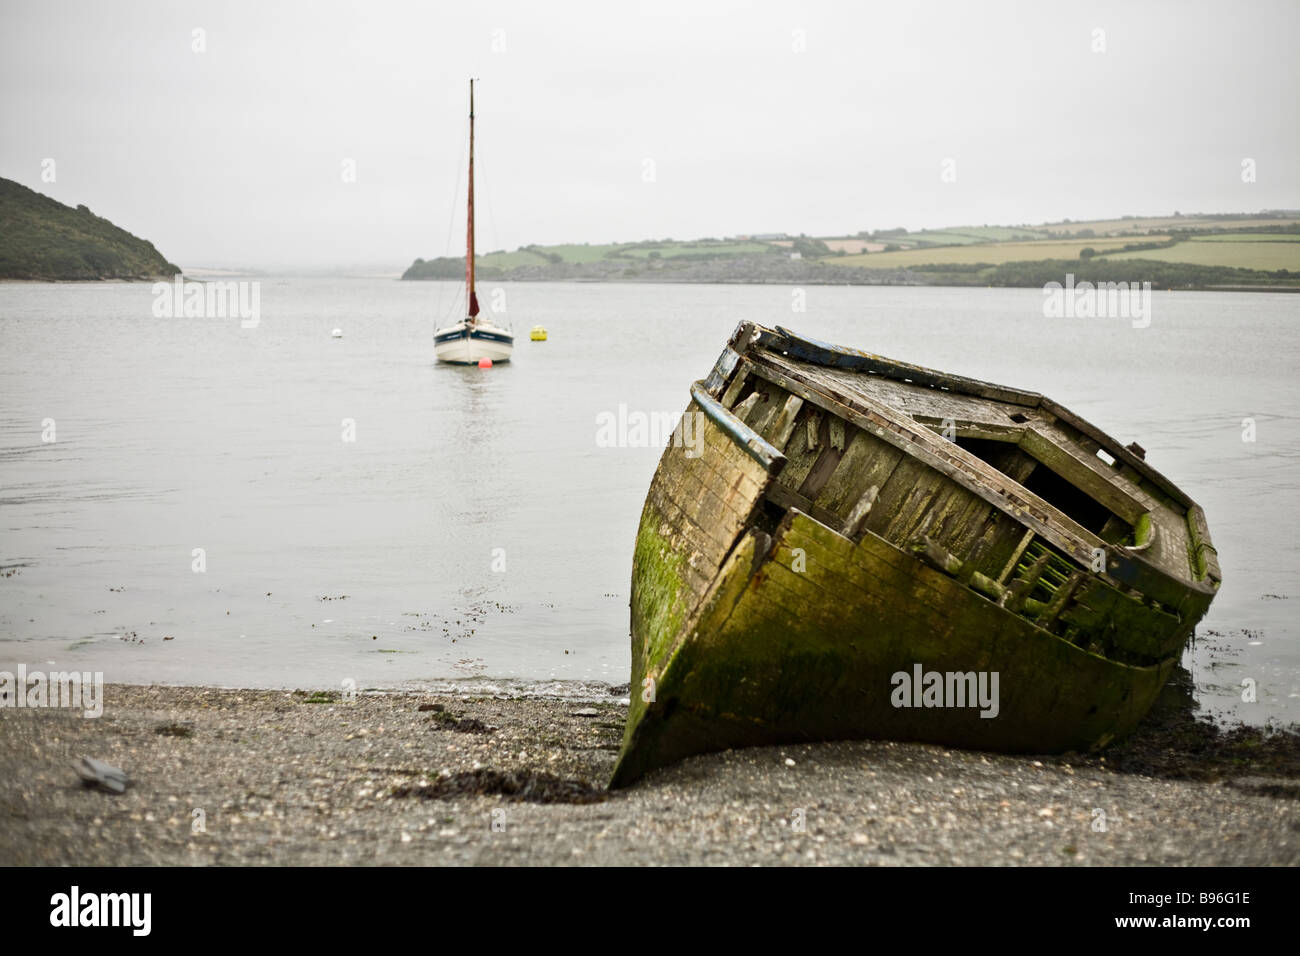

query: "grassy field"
left=478, top=240, right=769, bottom=267
left=831, top=236, right=1163, bottom=269
left=478, top=248, right=550, bottom=268
left=1187, top=233, right=1300, bottom=243
left=1036, top=215, right=1300, bottom=236
left=953, top=226, right=1050, bottom=241
left=539, top=243, right=627, bottom=262
left=1103, top=237, right=1300, bottom=270
left=479, top=243, right=624, bottom=267
left=881, top=228, right=1050, bottom=248
left=420, top=216, right=1300, bottom=283
left=618, top=241, right=770, bottom=259
left=822, top=238, right=882, bottom=254
left=904, top=231, right=989, bottom=246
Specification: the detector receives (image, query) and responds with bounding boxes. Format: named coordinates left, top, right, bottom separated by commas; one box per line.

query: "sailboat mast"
left=466, top=78, right=479, bottom=320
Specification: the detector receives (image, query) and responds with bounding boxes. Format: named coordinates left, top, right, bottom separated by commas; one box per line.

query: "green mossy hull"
left=612, top=325, right=1217, bottom=788
left=613, top=512, right=1172, bottom=787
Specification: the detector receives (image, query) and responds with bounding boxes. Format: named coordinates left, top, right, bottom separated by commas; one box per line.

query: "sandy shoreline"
left=1, top=683, right=1296, bottom=866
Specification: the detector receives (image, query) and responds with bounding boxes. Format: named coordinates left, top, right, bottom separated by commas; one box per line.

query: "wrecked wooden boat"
left=610, top=322, right=1220, bottom=787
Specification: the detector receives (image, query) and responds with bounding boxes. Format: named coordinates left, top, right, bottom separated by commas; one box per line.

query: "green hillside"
left=0, top=177, right=180, bottom=280
left=404, top=212, right=1300, bottom=289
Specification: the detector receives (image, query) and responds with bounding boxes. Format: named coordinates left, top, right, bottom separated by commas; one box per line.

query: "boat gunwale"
left=756, top=323, right=1208, bottom=521
left=766, top=323, right=1044, bottom=407
left=688, top=381, right=787, bottom=475
left=718, top=323, right=1217, bottom=595
left=739, top=349, right=1215, bottom=605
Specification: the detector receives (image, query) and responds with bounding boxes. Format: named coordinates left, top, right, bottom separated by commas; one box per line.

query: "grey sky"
left=2, top=0, right=1296, bottom=270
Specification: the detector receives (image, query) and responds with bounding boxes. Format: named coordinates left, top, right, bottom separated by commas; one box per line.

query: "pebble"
left=1, top=683, right=1293, bottom=867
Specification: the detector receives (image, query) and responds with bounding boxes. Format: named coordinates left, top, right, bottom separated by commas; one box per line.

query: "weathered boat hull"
left=611, top=323, right=1219, bottom=787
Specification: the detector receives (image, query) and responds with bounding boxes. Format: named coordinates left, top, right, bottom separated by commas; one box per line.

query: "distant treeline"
left=403, top=256, right=504, bottom=280
left=912, top=258, right=1296, bottom=289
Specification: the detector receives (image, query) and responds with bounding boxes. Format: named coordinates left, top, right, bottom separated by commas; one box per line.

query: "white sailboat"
left=434, top=79, right=514, bottom=364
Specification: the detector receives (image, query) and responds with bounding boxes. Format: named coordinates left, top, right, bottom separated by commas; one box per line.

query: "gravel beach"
left=1, top=683, right=1296, bottom=866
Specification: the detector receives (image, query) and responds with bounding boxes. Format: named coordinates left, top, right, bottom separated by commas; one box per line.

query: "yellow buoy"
left=530, top=325, right=548, bottom=341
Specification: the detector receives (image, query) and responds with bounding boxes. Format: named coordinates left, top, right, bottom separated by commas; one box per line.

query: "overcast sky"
left=2, top=0, right=1296, bottom=271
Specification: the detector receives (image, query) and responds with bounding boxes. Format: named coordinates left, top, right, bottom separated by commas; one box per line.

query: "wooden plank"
left=720, top=364, right=750, bottom=408
left=649, top=480, right=745, bottom=564
left=915, top=481, right=986, bottom=554
left=1005, top=554, right=1051, bottom=613
left=1143, top=507, right=1192, bottom=581
left=659, top=460, right=755, bottom=539
left=1040, top=396, right=1194, bottom=509
left=812, top=428, right=903, bottom=519
left=734, top=391, right=759, bottom=421
left=796, top=418, right=846, bottom=500
left=828, top=416, right=846, bottom=451
left=1019, top=428, right=1151, bottom=525
left=844, top=486, right=879, bottom=538
left=793, top=512, right=975, bottom=618
left=868, top=456, right=944, bottom=545
left=933, top=486, right=997, bottom=558
left=1187, top=504, right=1221, bottom=584
left=774, top=407, right=823, bottom=490
left=761, top=518, right=960, bottom=629
left=1041, top=571, right=1086, bottom=628
left=911, top=416, right=1027, bottom=443
left=958, top=536, right=994, bottom=584
left=766, top=481, right=845, bottom=532
left=998, top=528, right=1036, bottom=583
left=767, top=394, right=804, bottom=450
left=703, top=346, right=742, bottom=397
left=747, top=382, right=784, bottom=436
left=755, top=326, right=1043, bottom=406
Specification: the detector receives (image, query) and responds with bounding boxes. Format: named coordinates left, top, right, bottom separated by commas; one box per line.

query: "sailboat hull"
left=434, top=322, right=514, bottom=364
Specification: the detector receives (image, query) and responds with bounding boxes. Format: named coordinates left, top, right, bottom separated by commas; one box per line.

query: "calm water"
left=1, top=279, right=1297, bottom=723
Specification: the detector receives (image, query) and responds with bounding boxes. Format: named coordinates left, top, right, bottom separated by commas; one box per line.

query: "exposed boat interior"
left=700, top=323, right=1220, bottom=668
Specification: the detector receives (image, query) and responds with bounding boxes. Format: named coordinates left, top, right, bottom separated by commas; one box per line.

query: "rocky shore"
left=1, top=682, right=1296, bottom=866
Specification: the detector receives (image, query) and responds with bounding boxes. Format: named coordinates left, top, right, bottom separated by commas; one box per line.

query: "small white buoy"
left=331, top=328, right=343, bottom=338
